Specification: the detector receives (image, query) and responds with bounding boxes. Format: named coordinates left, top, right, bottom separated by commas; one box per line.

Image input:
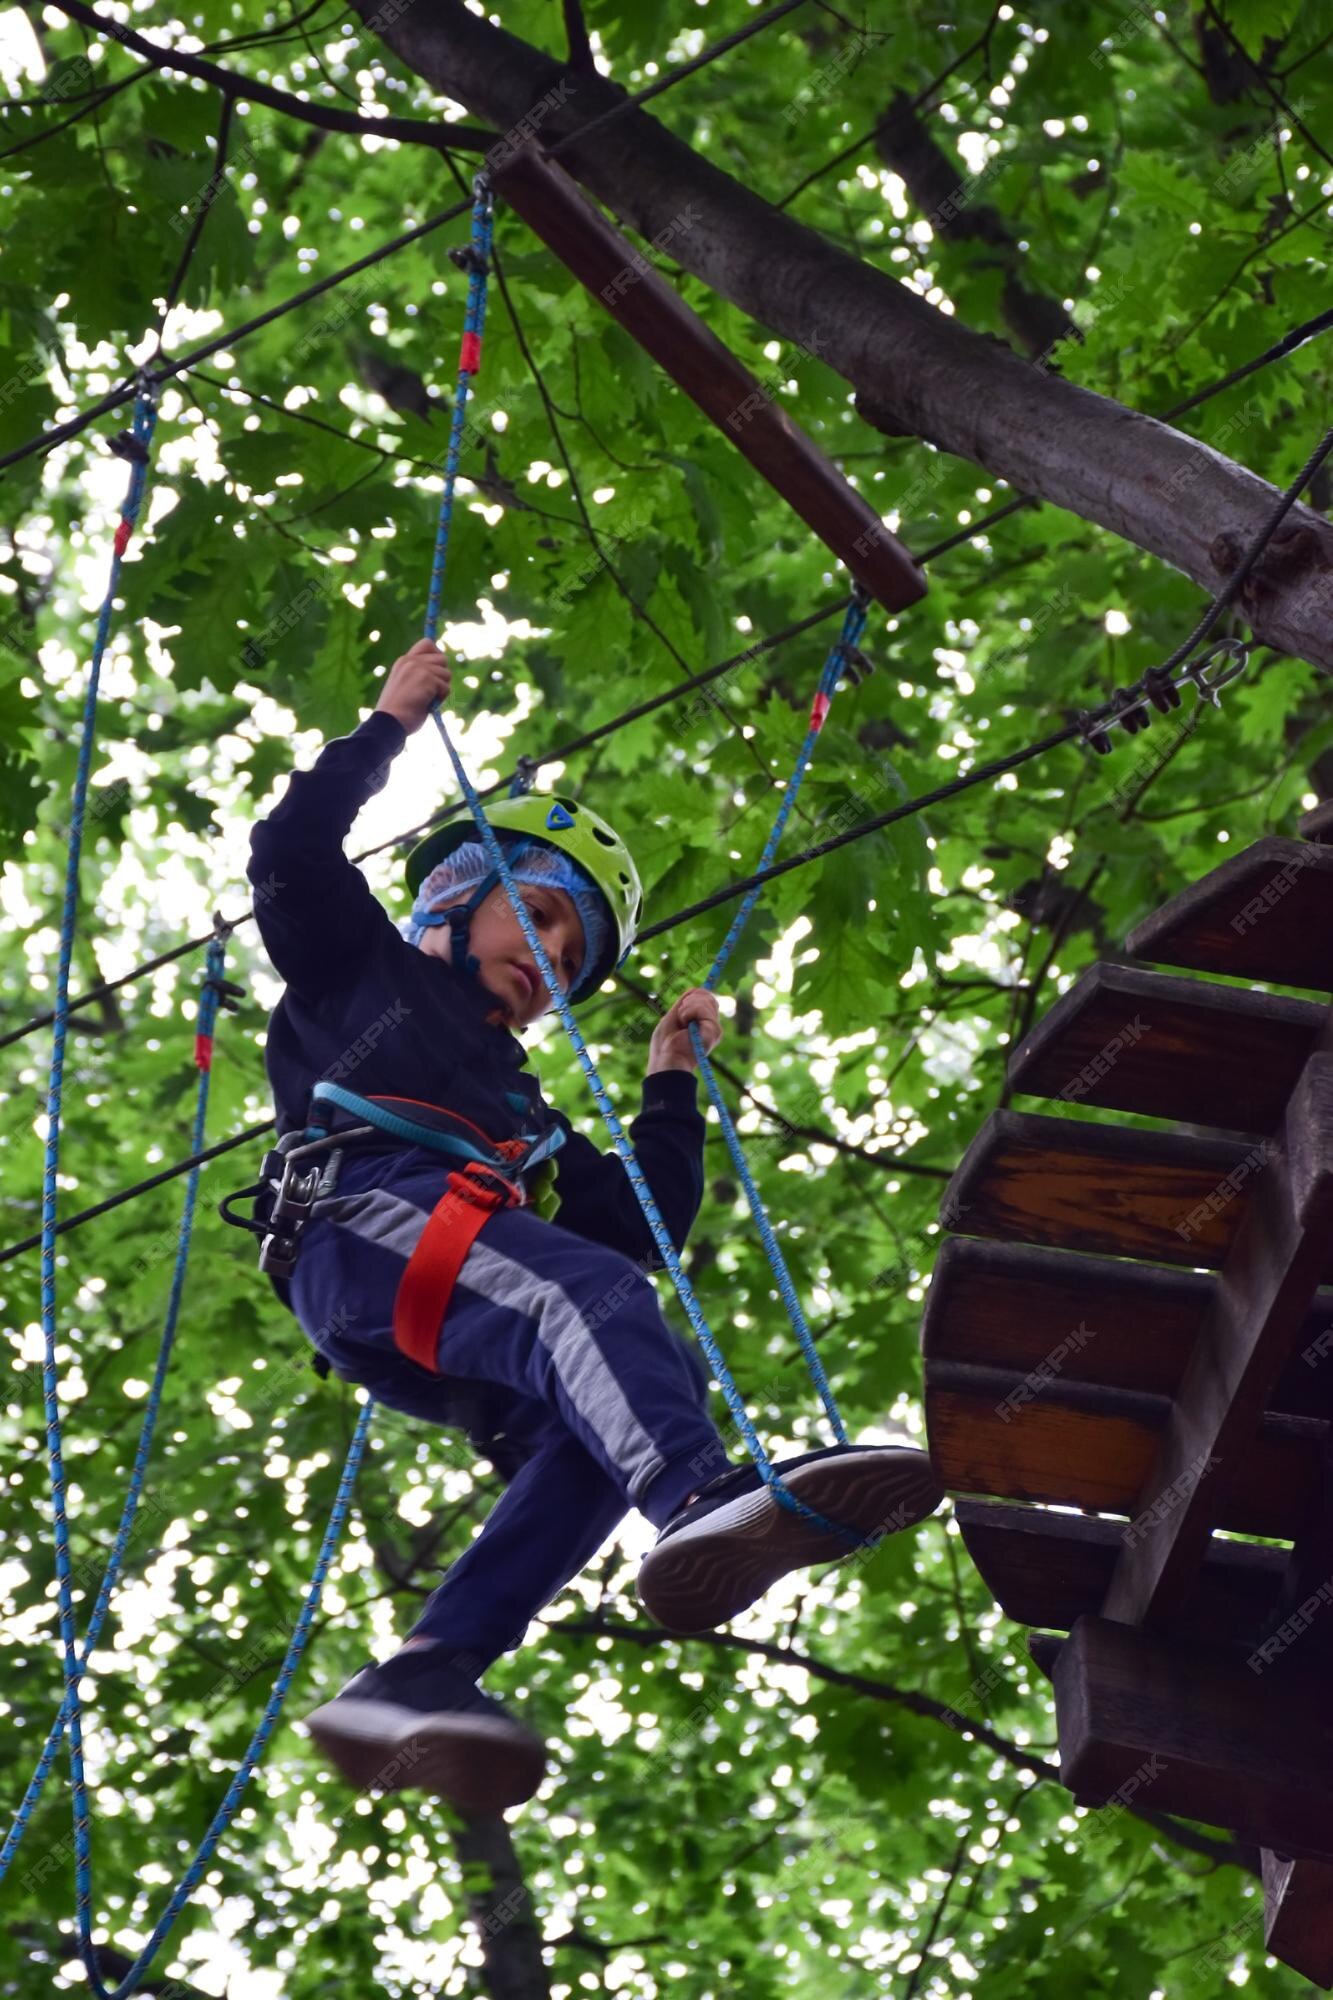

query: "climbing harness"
left=221, top=1079, right=566, bottom=1370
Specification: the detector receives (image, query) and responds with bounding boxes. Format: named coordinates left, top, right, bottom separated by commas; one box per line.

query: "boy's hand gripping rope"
left=27, top=377, right=371, bottom=2000
left=420, top=176, right=872, bottom=1549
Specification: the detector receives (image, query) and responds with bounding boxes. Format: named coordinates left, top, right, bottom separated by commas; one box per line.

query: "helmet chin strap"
left=415, top=837, right=533, bottom=992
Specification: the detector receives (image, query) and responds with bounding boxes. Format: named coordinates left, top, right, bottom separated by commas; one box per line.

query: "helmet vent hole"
left=557, top=797, right=578, bottom=814
left=593, top=826, right=616, bottom=847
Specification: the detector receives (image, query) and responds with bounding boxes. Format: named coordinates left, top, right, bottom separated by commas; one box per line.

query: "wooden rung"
left=1006, top=959, right=1323, bottom=1133
left=1054, top=1615, right=1333, bottom=1863
left=1125, top=836, right=1333, bottom=992
left=1265, top=1851, right=1333, bottom=1990
left=922, top=1237, right=1333, bottom=1420
left=927, top=1360, right=1324, bottom=1540
left=942, top=1109, right=1306, bottom=1273
left=489, top=145, right=927, bottom=613
left=955, top=1498, right=1286, bottom=1644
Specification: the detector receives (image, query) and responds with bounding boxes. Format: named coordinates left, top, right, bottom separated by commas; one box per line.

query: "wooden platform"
left=922, top=821, right=1333, bottom=1986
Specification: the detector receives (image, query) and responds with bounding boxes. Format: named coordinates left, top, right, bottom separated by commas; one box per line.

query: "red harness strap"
left=392, top=1162, right=527, bottom=1374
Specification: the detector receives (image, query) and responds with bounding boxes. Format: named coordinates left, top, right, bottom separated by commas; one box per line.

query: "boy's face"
left=418, top=879, right=585, bottom=1029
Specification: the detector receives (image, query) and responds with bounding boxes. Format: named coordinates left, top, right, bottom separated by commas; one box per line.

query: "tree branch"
left=352, top=0, right=1333, bottom=672
left=49, top=0, right=495, bottom=156
left=553, top=1613, right=1259, bottom=1875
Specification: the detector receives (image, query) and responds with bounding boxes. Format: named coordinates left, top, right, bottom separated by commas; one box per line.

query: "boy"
left=247, top=637, right=942, bottom=1813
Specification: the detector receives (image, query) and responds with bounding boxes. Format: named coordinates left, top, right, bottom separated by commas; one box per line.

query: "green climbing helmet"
left=404, top=792, right=643, bottom=1005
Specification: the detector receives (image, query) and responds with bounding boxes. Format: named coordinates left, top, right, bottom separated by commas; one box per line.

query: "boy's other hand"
left=648, top=988, right=723, bottom=1076
left=375, top=638, right=452, bottom=734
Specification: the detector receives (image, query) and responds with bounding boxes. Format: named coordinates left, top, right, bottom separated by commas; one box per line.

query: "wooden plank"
left=1264, top=1851, right=1333, bottom=1990
left=921, top=1236, right=1333, bottom=1419
left=1125, top=836, right=1333, bottom=992
left=1005, top=959, right=1322, bottom=1133
left=1103, top=1053, right=1333, bottom=1628
left=1054, top=1615, right=1333, bottom=1863
left=942, top=1110, right=1291, bottom=1272
left=927, top=1360, right=1324, bottom=1539
left=955, top=1498, right=1287, bottom=1644
left=488, top=145, right=927, bottom=613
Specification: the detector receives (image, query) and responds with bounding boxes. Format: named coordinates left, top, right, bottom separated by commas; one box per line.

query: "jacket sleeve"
left=247, top=709, right=408, bottom=993
left=549, top=1069, right=708, bottom=1269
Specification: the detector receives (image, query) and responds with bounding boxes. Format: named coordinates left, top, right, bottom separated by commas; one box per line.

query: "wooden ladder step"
left=1006, top=959, right=1324, bottom=1133
left=954, top=1497, right=1286, bottom=1645
left=1125, top=836, right=1333, bottom=992
left=922, top=1237, right=1333, bottom=1420
left=1054, top=1615, right=1333, bottom=1863
left=926, top=1359, right=1325, bottom=1539
left=942, top=1109, right=1318, bottom=1273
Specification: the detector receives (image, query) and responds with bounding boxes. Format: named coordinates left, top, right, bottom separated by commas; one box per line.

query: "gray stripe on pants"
left=459, top=1235, right=669, bottom=1504
left=316, top=1188, right=430, bottom=1262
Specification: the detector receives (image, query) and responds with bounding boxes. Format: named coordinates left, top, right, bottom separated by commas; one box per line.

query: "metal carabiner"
left=1182, top=637, right=1251, bottom=708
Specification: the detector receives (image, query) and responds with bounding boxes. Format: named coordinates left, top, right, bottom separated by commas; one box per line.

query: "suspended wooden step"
left=1125, top=837, right=1333, bottom=992
left=945, top=1109, right=1305, bottom=1272
left=1053, top=1616, right=1333, bottom=1863
left=954, top=1499, right=1287, bottom=1646
left=1006, top=959, right=1324, bottom=1133
left=921, top=815, right=1333, bottom=1986
left=924, top=1237, right=1333, bottom=1420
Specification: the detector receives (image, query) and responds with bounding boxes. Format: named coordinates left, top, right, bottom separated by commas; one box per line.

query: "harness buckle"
left=451, top=1160, right=526, bottom=1210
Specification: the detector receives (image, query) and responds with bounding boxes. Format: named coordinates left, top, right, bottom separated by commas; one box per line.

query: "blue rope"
left=418, top=180, right=868, bottom=1548
left=0, top=934, right=227, bottom=1885
left=29, top=377, right=371, bottom=1998
left=687, top=595, right=872, bottom=1448
left=424, top=174, right=493, bottom=647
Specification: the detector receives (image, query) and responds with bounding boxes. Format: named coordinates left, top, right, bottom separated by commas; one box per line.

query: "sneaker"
left=636, top=1442, right=944, bottom=1634
left=302, top=1647, right=546, bottom=1811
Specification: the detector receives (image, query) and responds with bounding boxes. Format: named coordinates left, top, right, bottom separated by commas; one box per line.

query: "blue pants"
left=289, top=1148, right=731, bottom=1670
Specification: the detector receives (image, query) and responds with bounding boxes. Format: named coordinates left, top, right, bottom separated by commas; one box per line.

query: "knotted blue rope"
left=418, top=178, right=869, bottom=1547
left=28, top=377, right=371, bottom=1999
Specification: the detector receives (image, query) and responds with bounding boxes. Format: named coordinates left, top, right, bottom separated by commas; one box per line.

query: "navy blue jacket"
left=247, top=709, right=706, bottom=1268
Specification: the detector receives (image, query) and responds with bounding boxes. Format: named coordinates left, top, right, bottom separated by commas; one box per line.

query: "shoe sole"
left=636, top=1447, right=944, bottom=1634
left=303, top=1698, right=546, bottom=1811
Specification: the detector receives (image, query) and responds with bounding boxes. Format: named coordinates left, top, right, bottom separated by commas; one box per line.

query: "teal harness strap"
left=307, top=1081, right=567, bottom=1173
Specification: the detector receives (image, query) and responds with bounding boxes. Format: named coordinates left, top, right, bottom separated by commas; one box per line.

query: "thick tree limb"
left=872, top=87, right=1080, bottom=360
left=351, top=0, right=1333, bottom=671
